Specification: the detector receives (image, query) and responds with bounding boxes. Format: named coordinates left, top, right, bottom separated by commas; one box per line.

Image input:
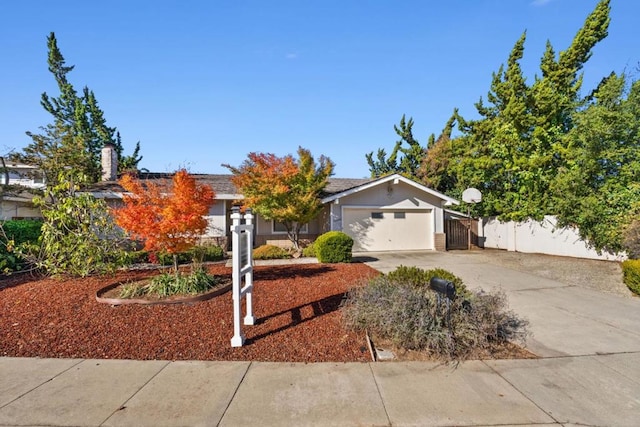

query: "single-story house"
left=90, top=172, right=459, bottom=252
left=5, top=146, right=462, bottom=252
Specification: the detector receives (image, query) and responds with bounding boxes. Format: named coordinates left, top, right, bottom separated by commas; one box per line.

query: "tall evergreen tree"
left=14, top=32, right=141, bottom=188
left=366, top=115, right=424, bottom=180
left=443, top=0, right=611, bottom=221
left=552, top=73, right=640, bottom=253
left=418, top=110, right=459, bottom=194
left=40, top=33, right=77, bottom=126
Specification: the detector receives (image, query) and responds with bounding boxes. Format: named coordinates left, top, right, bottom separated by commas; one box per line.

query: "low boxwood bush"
left=302, top=243, right=316, bottom=258
left=622, top=259, right=640, bottom=295
left=344, top=266, right=529, bottom=360
left=253, top=244, right=291, bottom=260
left=314, top=231, right=353, bottom=263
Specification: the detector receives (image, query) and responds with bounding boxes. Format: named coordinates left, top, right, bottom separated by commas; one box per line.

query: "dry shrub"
left=344, top=270, right=529, bottom=361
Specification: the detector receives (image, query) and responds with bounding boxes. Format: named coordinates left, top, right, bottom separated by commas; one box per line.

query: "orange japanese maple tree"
left=113, top=169, right=215, bottom=270
left=224, top=147, right=333, bottom=250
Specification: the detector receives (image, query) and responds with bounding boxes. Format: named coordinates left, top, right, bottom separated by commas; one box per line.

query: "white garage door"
left=343, top=208, right=432, bottom=252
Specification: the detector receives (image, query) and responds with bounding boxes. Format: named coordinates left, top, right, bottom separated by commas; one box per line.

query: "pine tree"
left=366, top=115, right=424, bottom=180
left=14, top=32, right=142, bottom=188
left=40, top=33, right=77, bottom=126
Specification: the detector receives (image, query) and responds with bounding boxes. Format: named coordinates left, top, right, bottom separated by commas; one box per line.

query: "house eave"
left=321, top=173, right=459, bottom=206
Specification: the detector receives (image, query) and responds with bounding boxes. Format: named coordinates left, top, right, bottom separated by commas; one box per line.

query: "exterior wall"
left=480, top=215, right=626, bottom=261
left=252, top=211, right=322, bottom=248
left=0, top=201, right=42, bottom=220
left=433, top=207, right=444, bottom=234
left=201, top=200, right=228, bottom=248
left=328, top=181, right=443, bottom=233
left=434, top=233, right=446, bottom=251
left=256, top=234, right=315, bottom=248
left=203, top=200, right=227, bottom=238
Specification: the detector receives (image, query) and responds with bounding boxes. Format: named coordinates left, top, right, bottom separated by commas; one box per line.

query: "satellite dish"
left=462, top=188, right=482, bottom=204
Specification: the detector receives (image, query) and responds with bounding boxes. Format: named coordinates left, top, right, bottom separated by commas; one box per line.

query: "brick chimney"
left=101, top=143, right=118, bottom=181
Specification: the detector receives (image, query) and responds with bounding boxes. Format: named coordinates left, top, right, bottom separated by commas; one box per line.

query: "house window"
left=371, top=212, right=383, bottom=219
left=272, top=221, right=308, bottom=234
left=32, top=172, right=44, bottom=184
left=394, top=212, right=406, bottom=219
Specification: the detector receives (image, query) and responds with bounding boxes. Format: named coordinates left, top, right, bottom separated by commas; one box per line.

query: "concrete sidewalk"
left=1, top=353, right=639, bottom=426
left=1, top=251, right=639, bottom=426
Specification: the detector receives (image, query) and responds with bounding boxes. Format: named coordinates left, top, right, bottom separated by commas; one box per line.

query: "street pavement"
left=1, top=250, right=639, bottom=426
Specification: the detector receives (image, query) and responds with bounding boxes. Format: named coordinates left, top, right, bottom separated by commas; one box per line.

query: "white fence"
left=480, top=215, right=626, bottom=261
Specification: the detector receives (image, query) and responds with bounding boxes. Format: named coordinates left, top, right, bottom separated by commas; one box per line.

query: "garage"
left=343, top=208, right=433, bottom=252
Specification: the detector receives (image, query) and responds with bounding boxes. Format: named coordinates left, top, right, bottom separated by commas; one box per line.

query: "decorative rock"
left=375, top=347, right=396, bottom=361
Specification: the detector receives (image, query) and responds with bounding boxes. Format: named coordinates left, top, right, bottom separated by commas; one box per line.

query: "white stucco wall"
left=328, top=181, right=445, bottom=233
left=0, top=201, right=42, bottom=220
left=203, top=200, right=227, bottom=237
left=480, top=216, right=626, bottom=261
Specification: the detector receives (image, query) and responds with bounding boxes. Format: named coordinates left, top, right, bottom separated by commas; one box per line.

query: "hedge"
left=622, top=259, right=640, bottom=295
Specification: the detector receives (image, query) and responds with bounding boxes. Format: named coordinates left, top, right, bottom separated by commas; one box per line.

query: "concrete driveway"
left=360, top=250, right=640, bottom=357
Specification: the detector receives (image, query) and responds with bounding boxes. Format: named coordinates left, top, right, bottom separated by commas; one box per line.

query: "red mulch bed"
left=0, top=263, right=379, bottom=362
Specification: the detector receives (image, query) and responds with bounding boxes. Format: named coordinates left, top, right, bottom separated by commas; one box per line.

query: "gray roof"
left=85, top=174, right=374, bottom=199
left=322, top=177, right=374, bottom=196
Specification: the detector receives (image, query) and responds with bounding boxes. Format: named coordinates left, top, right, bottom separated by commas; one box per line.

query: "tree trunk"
left=287, top=223, right=301, bottom=250
left=173, top=253, right=179, bottom=277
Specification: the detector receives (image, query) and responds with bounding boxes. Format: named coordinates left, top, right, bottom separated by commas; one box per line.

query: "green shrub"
left=0, top=220, right=43, bottom=274
left=314, top=231, right=353, bottom=263
left=191, top=244, right=225, bottom=262
left=385, top=266, right=469, bottom=298
left=1, top=220, right=43, bottom=245
left=622, top=259, right=640, bottom=295
left=253, top=244, right=291, bottom=260
left=25, top=193, right=127, bottom=277
left=153, top=245, right=225, bottom=266
left=119, top=268, right=221, bottom=298
left=125, top=250, right=150, bottom=264
left=344, top=274, right=528, bottom=361
left=0, top=252, right=19, bottom=274
left=156, top=251, right=193, bottom=266
left=385, top=265, right=428, bottom=287
left=302, top=243, right=316, bottom=258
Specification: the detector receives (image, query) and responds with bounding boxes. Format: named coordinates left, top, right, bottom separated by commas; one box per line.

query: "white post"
left=230, top=207, right=255, bottom=347
left=243, top=210, right=255, bottom=325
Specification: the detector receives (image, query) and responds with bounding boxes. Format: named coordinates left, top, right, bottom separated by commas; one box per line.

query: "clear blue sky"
left=1, top=0, right=637, bottom=178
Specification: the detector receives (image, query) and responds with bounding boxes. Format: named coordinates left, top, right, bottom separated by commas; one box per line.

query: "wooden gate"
left=446, top=219, right=479, bottom=250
